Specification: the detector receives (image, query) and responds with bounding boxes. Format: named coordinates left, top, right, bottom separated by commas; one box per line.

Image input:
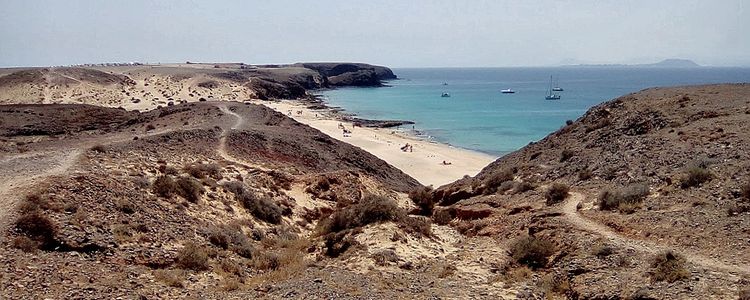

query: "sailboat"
left=545, top=75, right=561, bottom=100
left=552, top=76, right=564, bottom=91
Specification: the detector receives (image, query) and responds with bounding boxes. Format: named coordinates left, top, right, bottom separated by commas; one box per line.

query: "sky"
left=0, top=0, right=748, bottom=68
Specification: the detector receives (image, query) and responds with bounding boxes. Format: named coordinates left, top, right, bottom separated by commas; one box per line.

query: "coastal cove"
left=321, top=67, right=750, bottom=156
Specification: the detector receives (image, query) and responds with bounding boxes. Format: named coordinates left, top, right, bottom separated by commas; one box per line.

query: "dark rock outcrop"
left=294, top=63, right=397, bottom=87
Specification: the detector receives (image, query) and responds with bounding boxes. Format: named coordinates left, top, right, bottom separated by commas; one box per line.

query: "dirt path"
left=215, top=104, right=267, bottom=173
left=0, top=149, right=82, bottom=231
left=563, top=191, right=749, bottom=276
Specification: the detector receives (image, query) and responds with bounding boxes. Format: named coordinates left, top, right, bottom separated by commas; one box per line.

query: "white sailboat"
left=545, top=76, right=561, bottom=100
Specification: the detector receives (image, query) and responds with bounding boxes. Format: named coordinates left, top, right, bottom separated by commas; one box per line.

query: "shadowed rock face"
left=294, top=63, right=397, bottom=86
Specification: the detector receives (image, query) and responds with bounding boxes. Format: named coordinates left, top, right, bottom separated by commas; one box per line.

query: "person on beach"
left=441, top=160, right=452, bottom=165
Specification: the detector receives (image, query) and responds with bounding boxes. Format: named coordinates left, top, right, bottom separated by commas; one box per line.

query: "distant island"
left=565, top=58, right=702, bottom=68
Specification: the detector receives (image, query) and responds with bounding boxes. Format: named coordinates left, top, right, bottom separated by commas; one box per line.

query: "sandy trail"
left=563, top=192, right=749, bottom=276
left=215, top=104, right=267, bottom=173
left=0, top=149, right=82, bottom=230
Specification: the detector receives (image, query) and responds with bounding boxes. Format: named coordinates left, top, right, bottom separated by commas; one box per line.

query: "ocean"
left=320, top=67, right=750, bottom=156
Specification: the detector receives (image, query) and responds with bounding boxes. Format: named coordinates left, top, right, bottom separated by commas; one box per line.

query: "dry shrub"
left=559, top=149, right=575, bottom=162
left=437, top=263, right=457, bottom=278
left=510, top=236, right=555, bottom=269
left=400, top=216, right=432, bottom=237
left=432, top=208, right=455, bottom=225
left=498, top=266, right=532, bottom=284
left=19, top=193, right=49, bottom=213
left=680, top=167, right=712, bottom=189
left=512, top=181, right=536, bottom=194
left=207, top=227, right=230, bottom=250
left=184, top=163, right=222, bottom=180
left=540, top=273, right=571, bottom=297
left=240, top=192, right=282, bottom=224
left=251, top=251, right=280, bottom=270
left=176, top=176, right=204, bottom=203
left=592, top=243, right=615, bottom=258
left=484, top=169, right=514, bottom=194
left=371, top=249, right=399, bottom=266
left=219, top=258, right=244, bottom=277
left=409, top=186, right=434, bottom=216
left=545, top=183, right=569, bottom=205
left=740, top=287, right=750, bottom=300
left=153, top=269, right=184, bottom=288
left=176, top=242, right=210, bottom=271
left=741, top=181, right=750, bottom=201
left=319, top=195, right=400, bottom=234
left=578, top=168, right=593, bottom=181
left=14, top=211, right=56, bottom=247
left=153, top=175, right=178, bottom=198
left=598, top=183, right=649, bottom=213
left=11, top=236, right=39, bottom=252
left=226, top=182, right=283, bottom=224
left=115, top=199, right=135, bottom=214
left=649, top=251, right=689, bottom=282
left=90, top=144, right=107, bottom=153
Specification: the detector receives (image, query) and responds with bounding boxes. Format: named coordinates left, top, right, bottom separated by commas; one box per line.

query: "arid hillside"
left=2, top=76, right=749, bottom=299
left=0, top=63, right=393, bottom=110
left=429, top=83, right=750, bottom=299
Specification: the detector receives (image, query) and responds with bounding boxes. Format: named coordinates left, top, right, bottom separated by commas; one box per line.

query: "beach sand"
left=257, top=100, right=497, bottom=187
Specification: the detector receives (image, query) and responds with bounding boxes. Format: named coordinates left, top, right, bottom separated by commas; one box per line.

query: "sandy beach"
left=257, top=100, right=497, bottom=187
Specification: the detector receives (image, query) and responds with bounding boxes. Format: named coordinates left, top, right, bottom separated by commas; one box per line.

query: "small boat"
left=545, top=75, right=561, bottom=100
left=552, top=76, right=564, bottom=91
left=501, top=89, right=515, bottom=94
left=441, top=92, right=450, bottom=97
left=442, top=82, right=448, bottom=86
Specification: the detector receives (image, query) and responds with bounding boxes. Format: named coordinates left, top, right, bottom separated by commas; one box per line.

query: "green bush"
left=509, top=236, right=555, bottom=269
left=545, top=183, right=570, bottom=205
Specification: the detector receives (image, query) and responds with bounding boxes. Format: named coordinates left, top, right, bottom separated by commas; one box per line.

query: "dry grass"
left=509, top=236, right=556, bottom=269
left=153, top=269, right=185, bottom=288
left=649, top=251, right=689, bottom=283
left=545, top=183, right=569, bottom=205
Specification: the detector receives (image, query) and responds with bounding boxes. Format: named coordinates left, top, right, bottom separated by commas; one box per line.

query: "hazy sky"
left=1, top=0, right=748, bottom=67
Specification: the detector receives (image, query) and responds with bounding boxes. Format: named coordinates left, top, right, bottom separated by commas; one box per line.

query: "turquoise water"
left=321, top=67, right=750, bottom=156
